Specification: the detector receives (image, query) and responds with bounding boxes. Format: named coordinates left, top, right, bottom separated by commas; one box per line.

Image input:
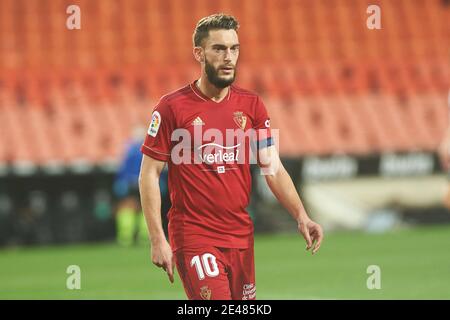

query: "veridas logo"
left=171, top=127, right=254, bottom=166
left=170, top=126, right=280, bottom=176
left=197, top=142, right=241, bottom=165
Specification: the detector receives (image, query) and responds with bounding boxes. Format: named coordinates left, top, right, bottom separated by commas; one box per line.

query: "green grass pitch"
left=1, top=225, right=449, bottom=299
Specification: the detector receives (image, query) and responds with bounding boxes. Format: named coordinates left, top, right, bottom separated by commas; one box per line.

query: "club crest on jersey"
left=233, top=111, right=247, bottom=130
left=200, top=286, right=212, bottom=300
left=148, top=111, right=161, bottom=137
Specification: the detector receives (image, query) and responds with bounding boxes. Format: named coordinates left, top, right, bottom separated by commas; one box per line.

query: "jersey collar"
left=190, top=79, right=231, bottom=104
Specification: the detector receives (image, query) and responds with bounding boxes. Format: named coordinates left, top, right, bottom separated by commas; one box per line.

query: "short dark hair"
left=193, top=13, right=239, bottom=47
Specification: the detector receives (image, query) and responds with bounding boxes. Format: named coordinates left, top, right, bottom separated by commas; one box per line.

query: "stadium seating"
left=0, top=0, right=448, bottom=164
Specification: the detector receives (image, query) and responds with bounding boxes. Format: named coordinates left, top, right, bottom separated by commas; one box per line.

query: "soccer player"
left=139, top=13, right=323, bottom=300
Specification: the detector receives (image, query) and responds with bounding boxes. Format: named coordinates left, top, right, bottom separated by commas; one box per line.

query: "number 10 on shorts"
left=190, top=253, right=219, bottom=280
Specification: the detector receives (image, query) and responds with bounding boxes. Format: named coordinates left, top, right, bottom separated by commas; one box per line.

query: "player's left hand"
left=298, top=219, right=323, bottom=255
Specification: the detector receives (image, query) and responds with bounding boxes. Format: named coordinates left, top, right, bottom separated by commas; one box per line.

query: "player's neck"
left=197, top=77, right=229, bottom=103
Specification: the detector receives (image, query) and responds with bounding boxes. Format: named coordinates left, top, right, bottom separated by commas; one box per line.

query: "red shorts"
left=174, top=245, right=256, bottom=300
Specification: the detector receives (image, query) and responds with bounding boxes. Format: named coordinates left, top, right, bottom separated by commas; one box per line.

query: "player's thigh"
left=229, top=246, right=256, bottom=300
left=174, top=247, right=231, bottom=300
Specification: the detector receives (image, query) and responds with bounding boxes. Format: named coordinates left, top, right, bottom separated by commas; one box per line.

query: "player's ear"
left=193, top=46, right=204, bottom=63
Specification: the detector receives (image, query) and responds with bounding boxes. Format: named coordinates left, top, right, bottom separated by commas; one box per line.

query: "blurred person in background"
left=438, top=91, right=450, bottom=209
left=114, top=124, right=169, bottom=246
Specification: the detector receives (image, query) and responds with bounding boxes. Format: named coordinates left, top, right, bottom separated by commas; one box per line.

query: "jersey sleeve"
left=252, top=96, right=273, bottom=150
left=141, top=99, right=176, bottom=162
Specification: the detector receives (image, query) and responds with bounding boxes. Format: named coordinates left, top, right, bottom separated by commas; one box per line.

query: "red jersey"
left=141, top=80, right=272, bottom=251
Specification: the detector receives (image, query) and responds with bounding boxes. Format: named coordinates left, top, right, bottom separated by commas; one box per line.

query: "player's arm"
left=139, top=154, right=174, bottom=283
left=258, top=145, right=323, bottom=254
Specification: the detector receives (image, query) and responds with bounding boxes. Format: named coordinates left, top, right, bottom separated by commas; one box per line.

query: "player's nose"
left=223, top=49, right=233, bottom=61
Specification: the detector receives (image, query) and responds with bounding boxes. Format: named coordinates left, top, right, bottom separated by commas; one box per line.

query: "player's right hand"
left=151, top=239, right=175, bottom=283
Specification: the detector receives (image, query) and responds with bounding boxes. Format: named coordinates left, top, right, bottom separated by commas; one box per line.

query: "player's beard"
left=205, top=58, right=236, bottom=89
